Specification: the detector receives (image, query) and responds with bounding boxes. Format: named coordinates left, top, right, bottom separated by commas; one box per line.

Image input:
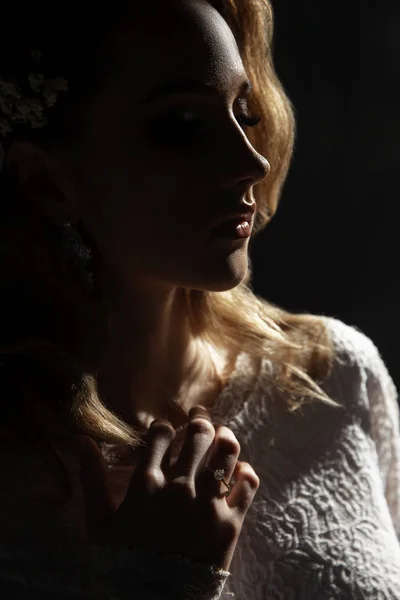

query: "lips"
left=212, top=211, right=254, bottom=230
left=211, top=215, right=253, bottom=240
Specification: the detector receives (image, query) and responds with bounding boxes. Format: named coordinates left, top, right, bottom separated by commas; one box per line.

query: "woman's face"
left=73, top=0, right=270, bottom=293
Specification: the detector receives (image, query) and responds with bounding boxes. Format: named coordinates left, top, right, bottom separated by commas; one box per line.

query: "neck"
left=94, top=281, right=221, bottom=429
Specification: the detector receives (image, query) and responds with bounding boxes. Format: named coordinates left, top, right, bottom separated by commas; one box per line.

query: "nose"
left=218, top=125, right=271, bottom=191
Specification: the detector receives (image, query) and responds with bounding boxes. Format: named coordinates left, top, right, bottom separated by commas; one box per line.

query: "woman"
left=0, top=1, right=260, bottom=597
left=0, top=0, right=399, bottom=598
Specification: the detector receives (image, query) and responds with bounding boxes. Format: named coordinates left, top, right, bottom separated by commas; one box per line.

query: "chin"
left=163, top=248, right=250, bottom=291
left=184, top=266, right=249, bottom=293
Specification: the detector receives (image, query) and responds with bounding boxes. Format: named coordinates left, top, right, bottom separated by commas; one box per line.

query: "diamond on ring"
left=205, top=466, right=231, bottom=492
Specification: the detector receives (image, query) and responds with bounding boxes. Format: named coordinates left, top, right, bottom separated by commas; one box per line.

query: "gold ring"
left=205, top=466, right=231, bottom=492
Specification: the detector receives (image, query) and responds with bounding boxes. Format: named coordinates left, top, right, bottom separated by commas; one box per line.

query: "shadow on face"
left=75, top=0, right=270, bottom=294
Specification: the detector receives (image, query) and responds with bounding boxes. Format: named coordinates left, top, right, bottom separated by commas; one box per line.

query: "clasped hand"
left=93, top=406, right=259, bottom=572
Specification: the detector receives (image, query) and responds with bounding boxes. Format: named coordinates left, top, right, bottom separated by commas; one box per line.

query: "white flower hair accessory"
left=0, top=49, right=68, bottom=174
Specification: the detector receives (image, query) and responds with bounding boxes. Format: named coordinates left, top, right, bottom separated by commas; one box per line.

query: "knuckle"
left=239, top=463, right=260, bottom=490
left=189, top=406, right=212, bottom=420
left=148, top=420, right=175, bottom=438
left=187, top=417, right=215, bottom=439
left=142, top=469, right=162, bottom=490
left=217, top=435, right=241, bottom=457
left=247, top=472, right=260, bottom=491
left=169, top=478, right=196, bottom=501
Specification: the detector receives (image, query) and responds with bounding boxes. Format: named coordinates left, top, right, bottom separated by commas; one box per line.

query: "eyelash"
left=148, top=109, right=262, bottom=146
left=236, top=112, right=262, bottom=128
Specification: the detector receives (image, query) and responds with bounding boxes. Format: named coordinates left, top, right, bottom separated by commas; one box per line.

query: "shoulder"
left=318, top=314, right=384, bottom=373
left=256, top=314, right=392, bottom=398
left=316, top=315, right=398, bottom=413
left=317, top=315, right=396, bottom=398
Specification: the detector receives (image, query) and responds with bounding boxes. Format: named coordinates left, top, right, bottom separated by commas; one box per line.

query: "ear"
left=5, top=140, right=79, bottom=226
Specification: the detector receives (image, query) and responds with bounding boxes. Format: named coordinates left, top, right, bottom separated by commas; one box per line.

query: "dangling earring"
left=60, top=220, right=95, bottom=292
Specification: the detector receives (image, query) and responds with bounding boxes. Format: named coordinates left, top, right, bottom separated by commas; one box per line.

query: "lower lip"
left=211, top=219, right=252, bottom=240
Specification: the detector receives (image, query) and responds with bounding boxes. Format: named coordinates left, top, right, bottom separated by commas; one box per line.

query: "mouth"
left=211, top=215, right=253, bottom=240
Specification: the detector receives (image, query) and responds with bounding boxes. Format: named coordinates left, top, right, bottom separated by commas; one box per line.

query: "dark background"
left=251, top=1, right=400, bottom=394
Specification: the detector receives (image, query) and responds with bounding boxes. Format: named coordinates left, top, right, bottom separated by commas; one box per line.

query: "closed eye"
left=236, top=113, right=262, bottom=128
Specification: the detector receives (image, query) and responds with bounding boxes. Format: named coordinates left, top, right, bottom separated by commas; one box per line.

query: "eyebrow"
left=143, top=78, right=253, bottom=104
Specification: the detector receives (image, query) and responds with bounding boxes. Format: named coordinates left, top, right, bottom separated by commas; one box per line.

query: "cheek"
left=133, top=158, right=214, bottom=237
left=112, top=172, right=209, bottom=244
left=81, top=133, right=213, bottom=253
left=97, top=190, right=203, bottom=268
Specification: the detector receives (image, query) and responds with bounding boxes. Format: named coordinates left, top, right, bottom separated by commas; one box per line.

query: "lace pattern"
left=208, top=316, right=400, bottom=599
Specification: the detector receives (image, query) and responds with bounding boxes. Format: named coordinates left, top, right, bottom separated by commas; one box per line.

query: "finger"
left=197, top=425, right=240, bottom=498
left=173, top=406, right=215, bottom=479
left=226, top=461, right=260, bottom=512
left=135, top=419, right=176, bottom=475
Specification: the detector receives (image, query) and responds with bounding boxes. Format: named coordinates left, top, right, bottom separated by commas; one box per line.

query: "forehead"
left=107, top=0, right=247, bottom=99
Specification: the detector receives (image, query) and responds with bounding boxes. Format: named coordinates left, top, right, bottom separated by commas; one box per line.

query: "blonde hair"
left=0, top=0, right=341, bottom=488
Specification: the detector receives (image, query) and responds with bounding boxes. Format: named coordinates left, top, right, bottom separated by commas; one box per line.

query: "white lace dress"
left=206, top=316, right=400, bottom=599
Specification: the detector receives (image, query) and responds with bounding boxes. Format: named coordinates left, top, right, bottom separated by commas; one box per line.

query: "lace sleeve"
left=321, top=316, right=400, bottom=538
left=364, top=338, right=400, bottom=538
left=89, top=544, right=230, bottom=600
